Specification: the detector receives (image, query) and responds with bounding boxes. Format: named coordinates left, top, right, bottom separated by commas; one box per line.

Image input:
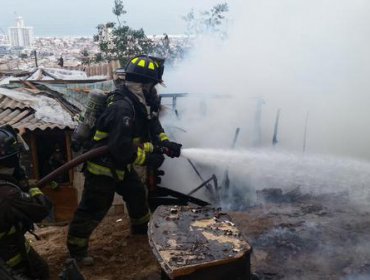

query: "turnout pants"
left=67, top=170, right=150, bottom=257
left=6, top=246, right=49, bottom=280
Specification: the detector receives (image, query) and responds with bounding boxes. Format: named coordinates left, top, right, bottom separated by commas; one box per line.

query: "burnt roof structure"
left=0, top=84, right=77, bottom=132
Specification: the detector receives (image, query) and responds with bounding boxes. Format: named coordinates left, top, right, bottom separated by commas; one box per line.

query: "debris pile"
left=30, top=187, right=370, bottom=279
left=231, top=188, right=370, bottom=280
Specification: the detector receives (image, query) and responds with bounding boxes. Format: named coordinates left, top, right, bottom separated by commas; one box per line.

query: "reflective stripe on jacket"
left=88, top=86, right=169, bottom=173
left=0, top=226, right=30, bottom=268
left=86, top=161, right=125, bottom=181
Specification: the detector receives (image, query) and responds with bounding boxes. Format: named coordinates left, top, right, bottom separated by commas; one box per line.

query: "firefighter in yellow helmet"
left=0, top=125, right=51, bottom=279
left=67, top=55, right=182, bottom=265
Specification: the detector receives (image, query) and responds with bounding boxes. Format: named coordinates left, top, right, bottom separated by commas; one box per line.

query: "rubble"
left=29, top=187, right=370, bottom=279
left=231, top=189, right=370, bottom=280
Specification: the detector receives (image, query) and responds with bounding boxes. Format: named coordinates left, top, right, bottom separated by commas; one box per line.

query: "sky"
left=0, top=0, right=222, bottom=37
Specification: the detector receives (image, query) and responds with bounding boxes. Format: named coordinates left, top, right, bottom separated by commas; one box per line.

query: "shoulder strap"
left=108, top=95, right=136, bottom=120
left=123, top=96, right=136, bottom=121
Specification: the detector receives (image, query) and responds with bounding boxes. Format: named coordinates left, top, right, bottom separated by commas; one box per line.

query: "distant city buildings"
left=0, top=29, right=9, bottom=45
left=0, top=29, right=11, bottom=56
left=8, top=17, right=33, bottom=48
left=0, top=32, right=189, bottom=71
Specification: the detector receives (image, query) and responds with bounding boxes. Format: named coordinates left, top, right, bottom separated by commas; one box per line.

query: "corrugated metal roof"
left=0, top=107, right=74, bottom=131
left=0, top=92, right=74, bottom=131
left=44, top=80, right=115, bottom=111
left=0, top=95, right=28, bottom=109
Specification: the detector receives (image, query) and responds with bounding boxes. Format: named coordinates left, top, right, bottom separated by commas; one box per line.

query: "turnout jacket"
left=87, top=86, right=168, bottom=180
left=0, top=174, right=49, bottom=269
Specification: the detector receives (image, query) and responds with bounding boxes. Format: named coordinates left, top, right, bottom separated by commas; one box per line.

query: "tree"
left=95, top=1, right=229, bottom=67
left=95, top=53, right=104, bottom=63
left=183, top=9, right=198, bottom=35
left=80, top=48, right=90, bottom=65
left=112, top=0, right=126, bottom=27
left=183, top=3, right=229, bottom=37
left=95, top=1, right=154, bottom=65
left=202, top=3, right=229, bottom=32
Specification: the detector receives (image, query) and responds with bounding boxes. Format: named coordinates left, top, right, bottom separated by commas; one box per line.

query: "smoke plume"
left=159, top=0, right=370, bottom=202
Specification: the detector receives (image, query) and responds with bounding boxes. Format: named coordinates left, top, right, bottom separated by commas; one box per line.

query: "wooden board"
left=148, top=206, right=251, bottom=279
left=42, top=186, right=78, bottom=222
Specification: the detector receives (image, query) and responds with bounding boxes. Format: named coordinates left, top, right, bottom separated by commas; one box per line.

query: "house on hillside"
left=0, top=77, right=116, bottom=222
left=24, top=67, right=107, bottom=83
left=0, top=84, right=79, bottom=222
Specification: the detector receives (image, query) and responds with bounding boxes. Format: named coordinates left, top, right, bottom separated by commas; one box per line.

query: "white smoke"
left=162, top=0, right=370, bottom=156
left=156, top=4, right=370, bottom=279
left=159, top=0, right=370, bottom=197
left=343, top=275, right=370, bottom=280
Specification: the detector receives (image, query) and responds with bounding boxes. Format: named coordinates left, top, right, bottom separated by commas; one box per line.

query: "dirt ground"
left=33, top=213, right=161, bottom=280
left=31, top=189, right=370, bottom=280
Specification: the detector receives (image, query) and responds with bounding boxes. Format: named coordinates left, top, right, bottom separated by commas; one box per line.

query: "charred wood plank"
left=149, top=206, right=252, bottom=280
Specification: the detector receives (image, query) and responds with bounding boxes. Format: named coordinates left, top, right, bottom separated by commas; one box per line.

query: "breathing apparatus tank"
left=71, top=89, right=107, bottom=152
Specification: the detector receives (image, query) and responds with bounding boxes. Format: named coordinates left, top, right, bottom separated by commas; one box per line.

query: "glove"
left=145, top=153, right=165, bottom=169
left=161, top=141, right=182, bottom=158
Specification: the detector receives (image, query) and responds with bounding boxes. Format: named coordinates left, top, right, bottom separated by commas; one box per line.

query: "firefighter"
left=67, top=55, right=182, bottom=265
left=0, top=125, right=51, bottom=279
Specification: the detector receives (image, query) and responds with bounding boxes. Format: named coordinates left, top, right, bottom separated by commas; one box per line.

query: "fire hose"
left=37, top=145, right=209, bottom=207
left=37, top=146, right=109, bottom=188
left=37, top=145, right=171, bottom=188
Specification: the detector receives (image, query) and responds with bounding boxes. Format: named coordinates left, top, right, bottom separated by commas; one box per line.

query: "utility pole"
left=33, top=50, right=38, bottom=67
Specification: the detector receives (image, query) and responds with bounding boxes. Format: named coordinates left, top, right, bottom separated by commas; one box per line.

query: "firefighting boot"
left=70, top=254, right=94, bottom=266
left=76, top=255, right=94, bottom=266
left=59, top=258, right=86, bottom=280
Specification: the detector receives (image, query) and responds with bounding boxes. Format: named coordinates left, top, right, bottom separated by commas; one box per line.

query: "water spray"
left=180, top=147, right=370, bottom=206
